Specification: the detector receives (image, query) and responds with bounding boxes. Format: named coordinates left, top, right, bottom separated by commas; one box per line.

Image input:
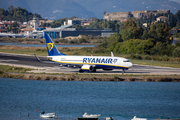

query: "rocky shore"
left=0, top=71, right=180, bottom=82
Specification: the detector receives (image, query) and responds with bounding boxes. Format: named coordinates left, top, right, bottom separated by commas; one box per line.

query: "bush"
left=110, top=39, right=155, bottom=54
left=135, top=54, right=142, bottom=60
left=130, top=54, right=142, bottom=60
left=60, top=39, right=67, bottom=43
left=0, top=70, right=4, bottom=74
left=130, top=54, right=136, bottom=59
left=173, top=47, right=180, bottom=57
left=143, top=55, right=151, bottom=60
left=36, top=49, right=41, bottom=51
left=175, top=40, right=180, bottom=46
left=162, top=55, right=169, bottom=61
left=79, top=38, right=88, bottom=43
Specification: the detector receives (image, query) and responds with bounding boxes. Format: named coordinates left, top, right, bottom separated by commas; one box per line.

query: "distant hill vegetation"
left=0, top=0, right=180, bottom=19
left=0, top=6, right=42, bottom=22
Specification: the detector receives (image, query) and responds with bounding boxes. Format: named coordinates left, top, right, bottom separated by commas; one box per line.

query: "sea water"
left=0, top=78, right=180, bottom=120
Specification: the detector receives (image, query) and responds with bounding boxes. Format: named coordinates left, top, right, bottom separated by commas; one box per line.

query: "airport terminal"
left=43, top=20, right=116, bottom=39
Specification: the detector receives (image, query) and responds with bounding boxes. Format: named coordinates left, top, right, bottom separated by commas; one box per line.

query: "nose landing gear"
left=122, top=68, right=128, bottom=73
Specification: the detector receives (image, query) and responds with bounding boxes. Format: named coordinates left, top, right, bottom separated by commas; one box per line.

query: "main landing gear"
left=79, top=68, right=96, bottom=73
left=79, top=69, right=84, bottom=73
left=122, top=68, right=128, bottom=73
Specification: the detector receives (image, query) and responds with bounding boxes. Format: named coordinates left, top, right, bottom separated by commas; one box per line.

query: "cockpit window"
left=123, top=60, right=130, bottom=62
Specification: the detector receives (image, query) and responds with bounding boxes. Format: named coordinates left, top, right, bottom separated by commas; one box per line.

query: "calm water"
left=0, top=78, right=180, bottom=120
left=0, top=42, right=95, bottom=47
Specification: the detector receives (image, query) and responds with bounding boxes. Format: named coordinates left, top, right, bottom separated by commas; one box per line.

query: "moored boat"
left=40, top=111, right=57, bottom=118
left=131, top=116, right=147, bottom=120
left=82, top=112, right=101, bottom=118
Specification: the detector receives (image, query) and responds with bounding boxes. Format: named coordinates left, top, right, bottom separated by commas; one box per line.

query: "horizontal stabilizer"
left=34, top=54, right=41, bottom=62
left=34, top=54, right=56, bottom=64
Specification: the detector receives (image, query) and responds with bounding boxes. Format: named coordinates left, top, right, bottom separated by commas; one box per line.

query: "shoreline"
left=1, top=71, right=180, bottom=82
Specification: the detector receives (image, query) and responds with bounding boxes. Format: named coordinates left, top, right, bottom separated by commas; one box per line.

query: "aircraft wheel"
left=79, top=69, right=84, bottom=73
left=92, top=69, right=96, bottom=72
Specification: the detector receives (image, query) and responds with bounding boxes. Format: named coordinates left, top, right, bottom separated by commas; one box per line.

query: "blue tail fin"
left=44, top=33, right=66, bottom=56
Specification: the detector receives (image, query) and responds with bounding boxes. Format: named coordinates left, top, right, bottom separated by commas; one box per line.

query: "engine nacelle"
left=81, top=64, right=96, bottom=72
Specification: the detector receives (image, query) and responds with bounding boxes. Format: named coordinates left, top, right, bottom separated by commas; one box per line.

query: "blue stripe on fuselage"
left=95, top=65, right=126, bottom=69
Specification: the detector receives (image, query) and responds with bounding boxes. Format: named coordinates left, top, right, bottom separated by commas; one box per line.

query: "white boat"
left=40, top=112, right=57, bottom=118
left=83, top=112, right=101, bottom=118
left=131, top=116, right=147, bottom=120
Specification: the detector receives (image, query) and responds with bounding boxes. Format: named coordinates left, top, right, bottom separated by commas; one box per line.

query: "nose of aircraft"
left=128, top=62, right=133, bottom=67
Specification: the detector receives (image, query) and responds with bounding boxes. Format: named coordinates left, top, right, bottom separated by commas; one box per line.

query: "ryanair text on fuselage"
left=83, top=58, right=118, bottom=64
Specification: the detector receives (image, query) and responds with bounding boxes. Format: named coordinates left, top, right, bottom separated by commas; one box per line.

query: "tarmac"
left=0, top=52, right=180, bottom=75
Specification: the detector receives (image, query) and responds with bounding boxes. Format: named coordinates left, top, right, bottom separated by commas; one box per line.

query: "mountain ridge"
left=0, top=0, right=179, bottom=19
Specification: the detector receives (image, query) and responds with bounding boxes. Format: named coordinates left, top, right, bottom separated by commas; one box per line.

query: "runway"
left=0, top=52, right=180, bottom=75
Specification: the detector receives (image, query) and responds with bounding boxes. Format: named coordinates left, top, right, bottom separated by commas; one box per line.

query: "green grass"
left=131, top=59, right=180, bottom=68
left=0, top=49, right=48, bottom=56
left=0, top=65, right=33, bottom=73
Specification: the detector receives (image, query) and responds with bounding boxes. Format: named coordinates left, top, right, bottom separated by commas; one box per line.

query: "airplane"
left=35, top=33, right=133, bottom=73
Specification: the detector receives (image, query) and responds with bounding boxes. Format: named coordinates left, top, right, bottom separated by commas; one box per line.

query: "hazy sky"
left=170, top=0, right=180, bottom=2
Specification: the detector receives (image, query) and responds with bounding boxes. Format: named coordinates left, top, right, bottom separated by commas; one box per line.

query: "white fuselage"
left=47, top=55, right=133, bottom=69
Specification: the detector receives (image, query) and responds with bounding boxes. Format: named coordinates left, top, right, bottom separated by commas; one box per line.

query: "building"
left=33, top=17, right=39, bottom=30
left=156, top=16, right=168, bottom=22
left=43, top=24, right=116, bottom=39
left=64, top=20, right=81, bottom=25
left=104, top=9, right=170, bottom=21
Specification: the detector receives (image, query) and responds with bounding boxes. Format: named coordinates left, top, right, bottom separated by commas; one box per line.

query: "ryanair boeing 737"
left=35, top=34, right=133, bottom=73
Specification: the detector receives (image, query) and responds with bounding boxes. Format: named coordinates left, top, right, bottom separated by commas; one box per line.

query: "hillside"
left=0, top=0, right=179, bottom=19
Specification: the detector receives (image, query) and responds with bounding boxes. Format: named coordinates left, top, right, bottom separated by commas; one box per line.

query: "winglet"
left=34, top=54, right=41, bottom=62
left=111, top=52, right=114, bottom=57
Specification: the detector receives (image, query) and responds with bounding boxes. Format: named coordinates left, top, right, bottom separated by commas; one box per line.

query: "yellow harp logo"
left=47, top=43, right=53, bottom=52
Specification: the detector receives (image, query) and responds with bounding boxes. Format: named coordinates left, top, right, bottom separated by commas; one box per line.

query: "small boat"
left=40, top=111, right=57, bottom=118
left=131, top=116, right=147, bottom=120
left=82, top=112, right=101, bottom=118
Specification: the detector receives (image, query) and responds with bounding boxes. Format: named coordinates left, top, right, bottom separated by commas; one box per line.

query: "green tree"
left=120, top=29, right=133, bottom=41
left=173, top=47, right=180, bottom=57
left=150, top=42, right=175, bottom=56
left=141, top=29, right=148, bottom=40
left=169, top=13, right=176, bottom=28
left=111, top=39, right=155, bottom=54
left=148, top=23, right=171, bottom=43
left=107, top=32, right=122, bottom=50
left=10, top=22, right=19, bottom=33
left=175, top=10, right=180, bottom=27
left=0, top=6, right=42, bottom=22
left=175, top=40, right=180, bottom=46
left=122, top=18, right=143, bottom=39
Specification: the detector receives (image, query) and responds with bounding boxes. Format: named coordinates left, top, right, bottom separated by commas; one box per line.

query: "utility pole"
left=9, top=18, right=11, bottom=33
left=0, top=17, right=1, bottom=33
left=19, top=18, right=21, bottom=33
left=28, top=18, right=30, bottom=38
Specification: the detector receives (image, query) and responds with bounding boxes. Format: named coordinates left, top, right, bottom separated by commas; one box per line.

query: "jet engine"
left=80, top=64, right=96, bottom=72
